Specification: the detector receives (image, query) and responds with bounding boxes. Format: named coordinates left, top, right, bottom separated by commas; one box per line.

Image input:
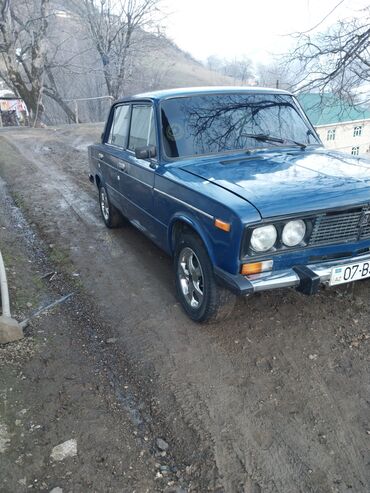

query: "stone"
left=50, top=488, right=63, bottom=493
left=156, top=438, right=169, bottom=451
left=255, top=357, right=272, bottom=371
left=164, top=487, right=187, bottom=493
left=106, top=338, right=117, bottom=344
left=0, top=315, right=23, bottom=344
left=50, top=439, right=77, bottom=461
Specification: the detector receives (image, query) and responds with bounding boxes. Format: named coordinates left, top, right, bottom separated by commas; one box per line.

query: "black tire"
left=174, top=232, right=236, bottom=323
left=98, top=184, right=123, bottom=228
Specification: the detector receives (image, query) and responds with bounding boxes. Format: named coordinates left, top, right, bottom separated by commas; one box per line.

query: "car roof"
left=116, top=86, right=292, bottom=103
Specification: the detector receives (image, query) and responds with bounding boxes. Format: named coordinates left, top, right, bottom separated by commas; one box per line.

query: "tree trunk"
left=44, top=90, right=77, bottom=123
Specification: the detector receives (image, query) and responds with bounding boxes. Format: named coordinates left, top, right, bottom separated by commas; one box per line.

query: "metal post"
left=0, top=250, right=10, bottom=317
left=0, top=249, right=23, bottom=343
left=74, top=99, right=79, bottom=124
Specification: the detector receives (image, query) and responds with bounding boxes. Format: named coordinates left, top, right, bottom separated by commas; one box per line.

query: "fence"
left=63, top=95, right=114, bottom=123
left=0, top=95, right=114, bottom=127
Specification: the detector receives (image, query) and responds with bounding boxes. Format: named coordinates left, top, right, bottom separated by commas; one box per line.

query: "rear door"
left=102, top=103, right=131, bottom=210
left=119, top=103, right=157, bottom=234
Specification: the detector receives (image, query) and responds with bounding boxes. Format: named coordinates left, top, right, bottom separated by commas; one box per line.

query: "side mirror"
left=135, top=145, right=156, bottom=160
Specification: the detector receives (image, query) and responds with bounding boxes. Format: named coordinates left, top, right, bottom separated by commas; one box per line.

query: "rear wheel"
left=174, top=232, right=236, bottom=323
left=98, top=185, right=123, bottom=228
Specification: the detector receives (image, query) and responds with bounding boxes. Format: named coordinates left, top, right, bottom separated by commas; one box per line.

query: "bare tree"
left=285, top=5, right=370, bottom=104
left=205, top=55, right=253, bottom=84
left=256, top=61, right=296, bottom=91
left=74, top=0, right=162, bottom=99
left=0, top=0, right=79, bottom=124
left=223, top=57, right=253, bottom=84
left=0, top=0, right=50, bottom=123
left=205, top=55, right=224, bottom=74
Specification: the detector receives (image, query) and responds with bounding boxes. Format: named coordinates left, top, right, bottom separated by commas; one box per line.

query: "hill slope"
left=125, top=32, right=237, bottom=95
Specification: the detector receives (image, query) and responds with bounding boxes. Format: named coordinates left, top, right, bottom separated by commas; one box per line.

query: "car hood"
left=180, top=148, right=370, bottom=218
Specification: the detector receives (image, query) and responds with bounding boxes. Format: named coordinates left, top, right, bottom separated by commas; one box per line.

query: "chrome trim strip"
left=126, top=172, right=152, bottom=187
left=154, top=188, right=214, bottom=220
left=105, top=143, right=124, bottom=151
left=106, top=182, right=120, bottom=194
left=247, top=252, right=370, bottom=292
left=95, top=158, right=152, bottom=188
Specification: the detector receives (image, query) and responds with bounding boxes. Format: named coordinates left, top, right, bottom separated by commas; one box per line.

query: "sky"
left=162, top=0, right=368, bottom=64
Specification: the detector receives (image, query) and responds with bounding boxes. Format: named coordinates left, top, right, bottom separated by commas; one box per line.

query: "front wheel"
left=174, top=233, right=236, bottom=323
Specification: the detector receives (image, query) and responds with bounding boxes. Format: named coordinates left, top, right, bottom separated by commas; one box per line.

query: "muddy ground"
left=0, top=125, right=369, bottom=493
left=0, top=168, right=186, bottom=492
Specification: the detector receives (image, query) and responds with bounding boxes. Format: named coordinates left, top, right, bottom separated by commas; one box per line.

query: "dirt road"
left=0, top=126, right=369, bottom=493
left=0, top=177, right=169, bottom=493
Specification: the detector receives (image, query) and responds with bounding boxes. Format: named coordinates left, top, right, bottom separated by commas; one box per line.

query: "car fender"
left=168, top=212, right=216, bottom=264
left=94, top=170, right=104, bottom=188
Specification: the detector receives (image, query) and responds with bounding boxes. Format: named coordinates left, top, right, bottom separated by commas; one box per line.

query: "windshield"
left=160, top=93, right=321, bottom=159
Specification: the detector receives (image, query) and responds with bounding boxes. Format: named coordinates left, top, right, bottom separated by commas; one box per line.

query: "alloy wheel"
left=100, top=188, right=110, bottom=221
left=178, top=247, right=204, bottom=308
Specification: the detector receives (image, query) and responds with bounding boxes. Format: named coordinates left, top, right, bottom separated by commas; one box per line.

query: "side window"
left=128, top=105, right=156, bottom=151
left=108, top=104, right=130, bottom=148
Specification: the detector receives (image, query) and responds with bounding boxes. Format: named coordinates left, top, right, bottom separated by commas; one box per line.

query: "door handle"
left=118, top=161, right=127, bottom=171
left=98, top=152, right=104, bottom=159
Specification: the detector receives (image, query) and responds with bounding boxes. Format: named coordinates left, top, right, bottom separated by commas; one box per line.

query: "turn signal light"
left=241, top=260, right=273, bottom=276
left=214, top=219, right=231, bottom=232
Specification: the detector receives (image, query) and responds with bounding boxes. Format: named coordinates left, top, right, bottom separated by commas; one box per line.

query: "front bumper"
left=214, top=252, right=370, bottom=296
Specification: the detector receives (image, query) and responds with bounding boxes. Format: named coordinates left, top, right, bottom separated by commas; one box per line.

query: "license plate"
left=330, top=260, right=370, bottom=286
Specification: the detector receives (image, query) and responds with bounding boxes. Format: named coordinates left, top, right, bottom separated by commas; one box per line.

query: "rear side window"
left=128, top=105, right=156, bottom=151
left=108, top=104, right=130, bottom=147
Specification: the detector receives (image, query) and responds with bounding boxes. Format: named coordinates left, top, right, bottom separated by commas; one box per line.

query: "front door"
left=119, top=104, right=157, bottom=235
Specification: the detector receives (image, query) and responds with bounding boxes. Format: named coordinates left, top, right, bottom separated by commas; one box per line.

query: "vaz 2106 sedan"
left=88, top=87, right=370, bottom=322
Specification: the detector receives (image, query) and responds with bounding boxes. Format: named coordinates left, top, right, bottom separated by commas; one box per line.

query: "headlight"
left=250, top=225, right=277, bottom=252
left=282, top=220, right=306, bottom=247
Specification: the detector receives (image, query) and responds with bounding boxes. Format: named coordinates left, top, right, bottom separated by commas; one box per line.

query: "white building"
left=298, top=93, right=370, bottom=157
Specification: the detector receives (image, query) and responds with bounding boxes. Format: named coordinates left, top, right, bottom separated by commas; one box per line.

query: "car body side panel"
left=153, top=167, right=261, bottom=274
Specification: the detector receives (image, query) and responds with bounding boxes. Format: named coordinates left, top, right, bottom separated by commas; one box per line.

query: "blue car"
left=88, top=86, right=370, bottom=322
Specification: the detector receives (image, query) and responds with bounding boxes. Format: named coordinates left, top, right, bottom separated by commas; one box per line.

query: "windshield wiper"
left=240, top=133, right=307, bottom=149
left=281, top=137, right=307, bottom=149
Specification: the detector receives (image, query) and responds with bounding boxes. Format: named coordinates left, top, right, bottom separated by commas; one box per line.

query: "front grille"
left=309, top=207, right=370, bottom=246
left=359, top=222, right=370, bottom=239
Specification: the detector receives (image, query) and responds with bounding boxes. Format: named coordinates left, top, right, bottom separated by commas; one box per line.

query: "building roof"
left=298, top=92, right=370, bottom=126
left=123, top=86, right=292, bottom=102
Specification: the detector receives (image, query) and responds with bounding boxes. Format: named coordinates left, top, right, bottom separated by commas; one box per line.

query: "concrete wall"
left=315, top=119, right=370, bottom=157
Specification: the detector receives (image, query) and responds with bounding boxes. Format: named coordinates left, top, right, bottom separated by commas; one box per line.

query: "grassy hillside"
left=126, top=32, right=237, bottom=94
